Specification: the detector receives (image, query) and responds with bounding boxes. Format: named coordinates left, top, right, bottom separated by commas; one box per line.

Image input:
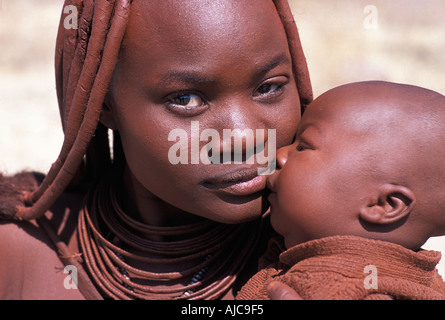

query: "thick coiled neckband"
left=78, top=176, right=261, bottom=300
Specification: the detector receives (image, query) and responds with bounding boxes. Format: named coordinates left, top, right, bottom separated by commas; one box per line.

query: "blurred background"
left=1, top=0, right=444, bottom=276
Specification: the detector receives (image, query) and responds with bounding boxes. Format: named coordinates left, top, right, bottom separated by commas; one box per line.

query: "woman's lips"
left=202, top=167, right=267, bottom=196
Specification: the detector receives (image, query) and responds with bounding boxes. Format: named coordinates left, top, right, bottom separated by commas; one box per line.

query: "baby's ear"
left=360, top=184, right=416, bottom=225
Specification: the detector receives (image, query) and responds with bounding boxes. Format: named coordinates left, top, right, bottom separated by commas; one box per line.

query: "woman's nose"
left=213, top=100, right=268, bottom=163
left=217, top=128, right=267, bottom=163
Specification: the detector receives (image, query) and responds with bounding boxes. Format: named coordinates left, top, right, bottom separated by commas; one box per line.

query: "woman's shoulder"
left=0, top=219, right=84, bottom=299
left=0, top=171, right=86, bottom=299
left=0, top=171, right=50, bottom=261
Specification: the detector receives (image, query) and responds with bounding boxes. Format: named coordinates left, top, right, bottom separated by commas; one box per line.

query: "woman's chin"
left=200, top=194, right=267, bottom=224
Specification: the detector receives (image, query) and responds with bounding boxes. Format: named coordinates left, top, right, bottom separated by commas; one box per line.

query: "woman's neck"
left=121, top=165, right=205, bottom=228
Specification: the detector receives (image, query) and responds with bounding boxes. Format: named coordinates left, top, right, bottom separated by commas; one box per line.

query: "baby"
left=237, top=81, right=445, bottom=300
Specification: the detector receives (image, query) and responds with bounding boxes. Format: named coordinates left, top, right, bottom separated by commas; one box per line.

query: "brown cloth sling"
left=237, top=235, right=445, bottom=300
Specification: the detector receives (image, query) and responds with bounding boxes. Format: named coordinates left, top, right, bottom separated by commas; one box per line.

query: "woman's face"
left=104, top=0, right=300, bottom=224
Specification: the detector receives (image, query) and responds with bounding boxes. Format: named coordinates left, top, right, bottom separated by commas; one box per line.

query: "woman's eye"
left=170, top=93, right=203, bottom=107
left=165, top=92, right=208, bottom=116
left=256, top=83, right=280, bottom=95
left=253, top=76, right=289, bottom=99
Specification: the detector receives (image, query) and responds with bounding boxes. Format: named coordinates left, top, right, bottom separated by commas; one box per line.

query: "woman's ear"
left=100, top=94, right=119, bottom=131
left=360, top=184, right=416, bottom=225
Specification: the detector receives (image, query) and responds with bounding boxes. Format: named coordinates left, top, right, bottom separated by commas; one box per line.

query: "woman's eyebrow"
left=157, top=71, right=214, bottom=87
left=254, top=53, right=292, bottom=79
left=156, top=54, right=291, bottom=86
left=247, top=53, right=292, bottom=88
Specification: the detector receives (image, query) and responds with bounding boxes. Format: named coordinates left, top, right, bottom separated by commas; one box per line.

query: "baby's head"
left=268, top=81, right=445, bottom=250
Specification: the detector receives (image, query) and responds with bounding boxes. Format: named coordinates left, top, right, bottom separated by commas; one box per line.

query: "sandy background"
left=1, top=0, right=444, bottom=277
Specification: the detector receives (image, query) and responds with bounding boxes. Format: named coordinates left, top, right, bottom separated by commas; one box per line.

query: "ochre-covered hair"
left=3, top=0, right=312, bottom=221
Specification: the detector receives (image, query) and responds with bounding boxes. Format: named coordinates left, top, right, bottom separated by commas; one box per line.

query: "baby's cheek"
left=269, top=190, right=296, bottom=236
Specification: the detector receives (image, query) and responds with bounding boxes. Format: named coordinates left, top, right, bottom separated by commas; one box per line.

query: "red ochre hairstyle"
left=1, top=0, right=312, bottom=221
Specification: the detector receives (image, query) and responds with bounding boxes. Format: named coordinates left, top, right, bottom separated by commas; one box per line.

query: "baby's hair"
left=4, top=0, right=312, bottom=221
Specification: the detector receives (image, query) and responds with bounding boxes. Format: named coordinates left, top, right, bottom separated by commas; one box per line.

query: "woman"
left=0, top=0, right=312, bottom=299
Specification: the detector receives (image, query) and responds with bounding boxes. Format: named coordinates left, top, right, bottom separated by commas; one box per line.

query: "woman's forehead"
left=122, top=0, right=283, bottom=49
left=117, top=0, right=290, bottom=80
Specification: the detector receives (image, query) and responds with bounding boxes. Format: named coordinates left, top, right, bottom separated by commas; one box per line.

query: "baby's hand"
left=266, top=281, right=303, bottom=300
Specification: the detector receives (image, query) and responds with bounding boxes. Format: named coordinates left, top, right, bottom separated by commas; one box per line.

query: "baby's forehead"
left=307, top=81, right=445, bottom=122
left=300, top=81, right=445, bottom=147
